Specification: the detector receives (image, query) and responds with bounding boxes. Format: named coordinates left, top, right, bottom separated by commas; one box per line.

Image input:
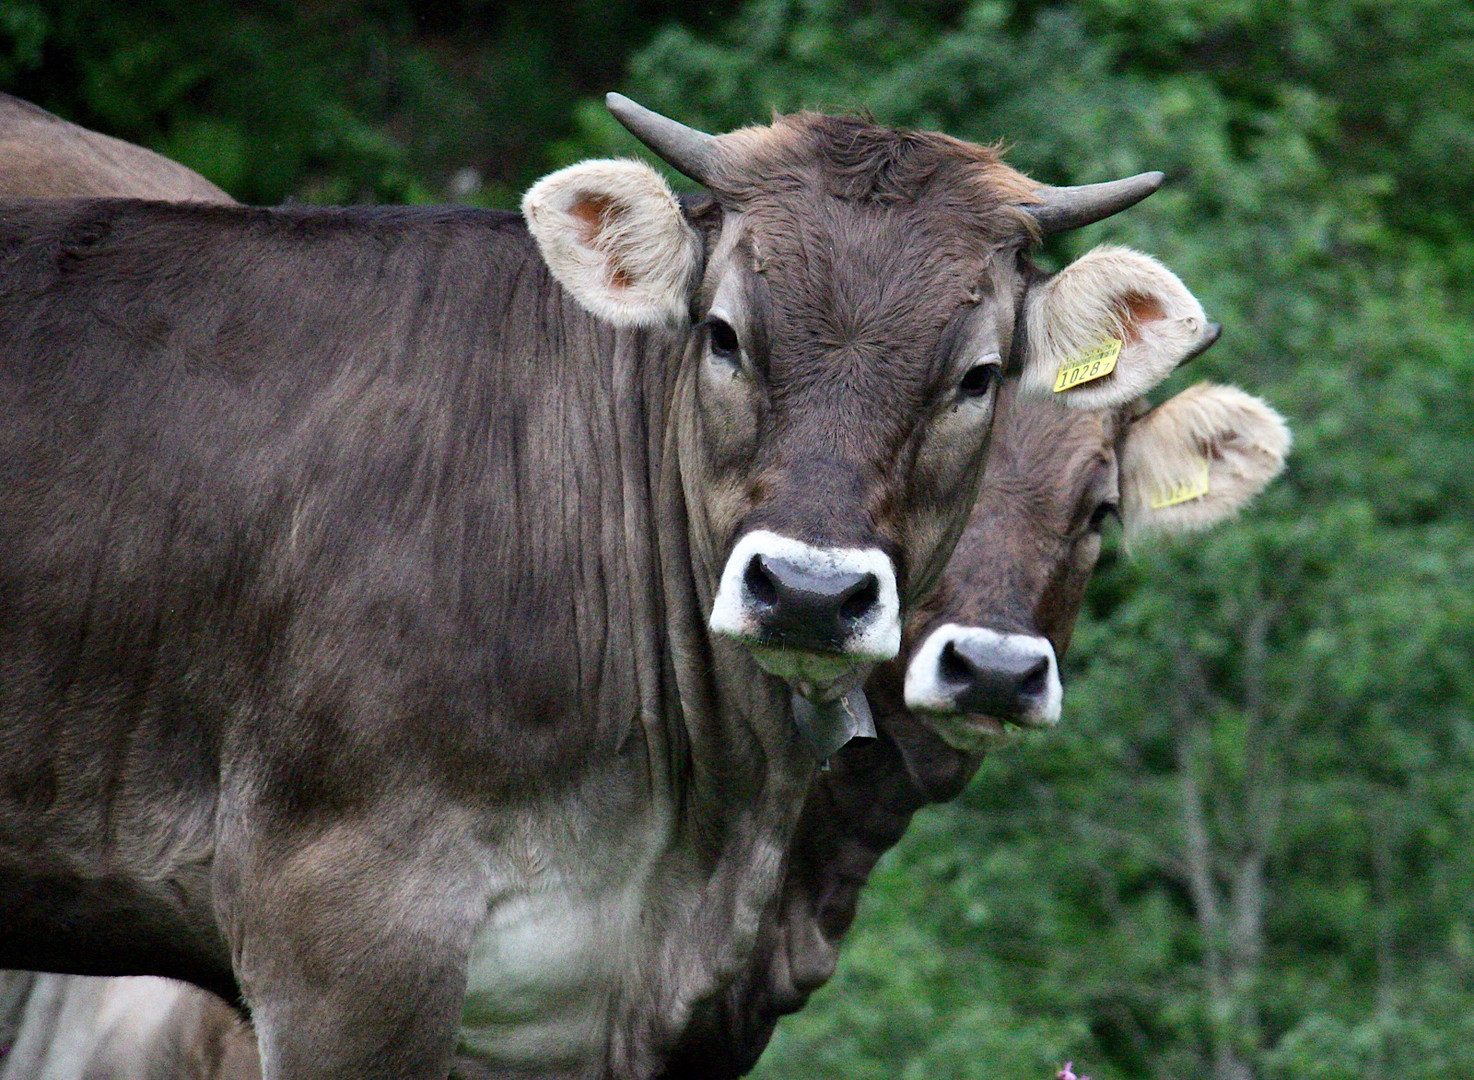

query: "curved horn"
left=606, top=92, right=721, bottom=185
left=1027, top=171, right=1165, bottom=234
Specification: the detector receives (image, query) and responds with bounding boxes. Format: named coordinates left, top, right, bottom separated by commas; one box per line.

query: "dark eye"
left=958, top=361, right=999, bottom=398
left=706, top=317, right=741, bottom=360
left=1087, top=501, right=1119, bottom=533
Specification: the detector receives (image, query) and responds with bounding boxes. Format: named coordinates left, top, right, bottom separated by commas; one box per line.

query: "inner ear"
left=1118, top=292, right=1166, bottom=342
left=569, top=195, right=615, bottom=245
left=568, top=195, right=635, bottom=290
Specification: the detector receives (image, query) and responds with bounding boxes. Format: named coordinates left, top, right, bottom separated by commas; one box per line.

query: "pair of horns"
left=606, top=92, right=1163, bottom=234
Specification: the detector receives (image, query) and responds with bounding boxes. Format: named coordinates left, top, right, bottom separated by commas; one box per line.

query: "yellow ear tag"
left=1053, top=338, right=1123, bottom=393
left=1149, top=456, right=1211, bottom=509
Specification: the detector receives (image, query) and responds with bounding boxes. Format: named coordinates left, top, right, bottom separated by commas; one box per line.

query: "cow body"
left=0, top=96, right=1215, bottom=1078
left=0, top=199, right=804, bottom=1076
left=0, top=971, right=258, bottom=1080
left=0, top=94, right=232, bottom=203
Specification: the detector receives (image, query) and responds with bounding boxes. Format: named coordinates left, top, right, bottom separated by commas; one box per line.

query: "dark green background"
left=6, top=2, right=1472, bottom=1077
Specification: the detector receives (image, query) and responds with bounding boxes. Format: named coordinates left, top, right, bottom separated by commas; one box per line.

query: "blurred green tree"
left=0, top=0, right=721, bottom=204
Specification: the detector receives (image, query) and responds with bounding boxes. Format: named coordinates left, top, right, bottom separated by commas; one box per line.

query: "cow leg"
left=219, top=811, right=488, bottom=1080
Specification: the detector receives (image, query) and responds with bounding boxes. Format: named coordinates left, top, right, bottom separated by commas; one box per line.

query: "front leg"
left=219, top=808, right=489, bottom=1080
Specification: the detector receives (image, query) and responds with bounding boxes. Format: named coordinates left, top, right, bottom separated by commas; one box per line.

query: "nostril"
left=744, top=555, right=778, bottom=608
left=937, top=641, right=974, bottom=687
left=837, top=573, right=880, bottom=624
left=1019, top=657, right=1050, bottom=699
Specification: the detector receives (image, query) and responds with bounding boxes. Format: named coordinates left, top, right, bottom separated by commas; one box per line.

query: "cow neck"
left=601, top=328, right=813, bottom=1072
left=572, top=316, right=817, bottom=1070
left=480, top=224, right=807, bottom=840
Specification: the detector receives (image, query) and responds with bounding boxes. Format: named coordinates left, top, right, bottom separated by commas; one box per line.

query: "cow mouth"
left=748, top=639, right=860, bottom=683
left=752, top=643, right=875, bottom=708
left=917, top=711, right=1012, bottom=754
left=747, top=645, right=879, bottom=760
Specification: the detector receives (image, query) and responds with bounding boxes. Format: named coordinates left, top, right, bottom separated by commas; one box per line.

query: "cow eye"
left=1087, top=501, right=1119, bottom=532
left=958, top=360, right=999, bottom=398
left=706, top=317, right=741, bottom=362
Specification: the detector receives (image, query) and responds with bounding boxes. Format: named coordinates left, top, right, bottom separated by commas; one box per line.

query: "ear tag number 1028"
left=1053, top=338, right=1123, bottom=393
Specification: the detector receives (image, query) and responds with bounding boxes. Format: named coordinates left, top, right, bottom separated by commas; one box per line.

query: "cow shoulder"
left=1020, top=244, right=1213, bottom=409
left=1119, top=382, right=1291, bottom=539
left=522, top=158, right=700, bottom=327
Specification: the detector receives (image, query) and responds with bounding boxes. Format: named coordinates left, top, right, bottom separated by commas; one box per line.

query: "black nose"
left=938, top=639, right=1051, bottom=720
left=744, top=554, right=882, bottom=652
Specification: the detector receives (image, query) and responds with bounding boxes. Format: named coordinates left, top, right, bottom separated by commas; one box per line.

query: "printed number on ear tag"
left=1053, top=338, right=1123, bottom=393
left=1150, top=457, right=1211, bottom=509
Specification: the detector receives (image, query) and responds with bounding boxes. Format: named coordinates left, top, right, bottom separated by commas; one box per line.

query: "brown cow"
left=0, top=95, right=1218, bottom=1079
left=0, top=94, right=232, bottom=203
left=661, top=378, right=1290, bottom=1076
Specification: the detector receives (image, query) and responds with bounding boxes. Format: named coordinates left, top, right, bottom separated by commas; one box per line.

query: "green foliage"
left=4, top=2, right=1471, bottom=1077
left=0, top=0, right=721, bottom=205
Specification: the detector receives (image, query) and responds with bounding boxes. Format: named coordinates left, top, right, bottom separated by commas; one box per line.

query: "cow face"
left=524, top=96, right=1216, bottom=736
left=903, top=380, right=1291, bottom=751
left=681, top=122, right=1037, bottom=694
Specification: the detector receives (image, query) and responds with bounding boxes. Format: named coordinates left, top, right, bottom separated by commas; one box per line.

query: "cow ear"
left=523, top=159, right=701, bottom=327
left=1020, top=245, right=1213, bottom=409
left=1119, top=383, right=1291, bottom=540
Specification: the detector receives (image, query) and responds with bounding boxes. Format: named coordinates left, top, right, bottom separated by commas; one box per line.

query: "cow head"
left=902, top=379, right=1291, bottom=752
left=524, top=95, right=1215, bottom=754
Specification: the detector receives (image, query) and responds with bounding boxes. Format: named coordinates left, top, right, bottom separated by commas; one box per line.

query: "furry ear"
left=522, top=159, right=700, bottom=327
left=1119, top=383, right=1291, bottom=540
left=1020, top=245, right=1214, bottom=409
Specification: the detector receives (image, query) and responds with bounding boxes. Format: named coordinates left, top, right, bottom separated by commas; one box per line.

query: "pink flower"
left=1056, top=1064, right=1091, bottom=1080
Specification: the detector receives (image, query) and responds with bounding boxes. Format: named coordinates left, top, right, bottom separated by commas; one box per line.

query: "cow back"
left=0, top=95, right=233, bottom=204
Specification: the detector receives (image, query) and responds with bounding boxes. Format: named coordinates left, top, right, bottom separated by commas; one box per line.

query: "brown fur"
left=673, top=118, right=1046, bottom=605
left=714, top=113, right=1039, bottom=221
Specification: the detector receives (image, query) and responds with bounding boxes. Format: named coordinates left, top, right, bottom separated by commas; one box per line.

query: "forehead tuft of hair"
left=712, top=112, right=1041, bottom=240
